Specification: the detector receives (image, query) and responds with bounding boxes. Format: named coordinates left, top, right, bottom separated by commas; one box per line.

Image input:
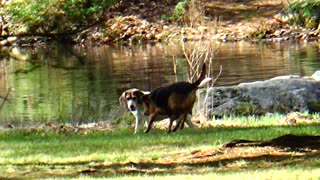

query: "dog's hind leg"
left=183, top=113, right=194, bottom=129
left=167, top=117, right=176, bottom=133
left=172, top=114, right=187, bottom=132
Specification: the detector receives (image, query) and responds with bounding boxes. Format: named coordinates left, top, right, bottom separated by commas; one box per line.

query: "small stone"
left=0, top=39, right=8, bottom=46
left=7, top=36, right=17, bottom=44
left=311, top=70, right=320, bottom=81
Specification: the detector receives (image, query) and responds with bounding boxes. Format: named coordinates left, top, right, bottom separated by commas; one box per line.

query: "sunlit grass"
left=0, top=124, right=318, bottom=165
left=114, top=167, right=320, bottom=180
left=212, top=112, right=319, bottom=127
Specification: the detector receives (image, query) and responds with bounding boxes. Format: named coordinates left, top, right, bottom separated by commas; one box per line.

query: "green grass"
left=0, top=115, right=320, bottom=179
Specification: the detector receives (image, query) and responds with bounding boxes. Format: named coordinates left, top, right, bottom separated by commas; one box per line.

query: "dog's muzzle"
left=129, top=105, right=136, bottom=111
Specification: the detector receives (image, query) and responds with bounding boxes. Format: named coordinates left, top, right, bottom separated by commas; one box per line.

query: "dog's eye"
left=132, top=97, right=137, bottom=100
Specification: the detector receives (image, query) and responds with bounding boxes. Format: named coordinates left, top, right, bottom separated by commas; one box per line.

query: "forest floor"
left=200, top=0, right=283, bottom=38
left=82, top=0, right=294, bottom=44
left=78, top=0, right=320, bottom=46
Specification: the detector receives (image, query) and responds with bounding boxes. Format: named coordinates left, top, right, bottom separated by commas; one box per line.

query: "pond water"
left=0, top=40, right=319, bottom=126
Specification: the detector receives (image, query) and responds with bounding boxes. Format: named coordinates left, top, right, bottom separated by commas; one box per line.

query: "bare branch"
left=0, top=88, right=11, bottom=112
left=212, top=65, right=223, bottom=86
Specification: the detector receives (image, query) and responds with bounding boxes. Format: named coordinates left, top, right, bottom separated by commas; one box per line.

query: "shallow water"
left=0, top=40, right=319, bottom=125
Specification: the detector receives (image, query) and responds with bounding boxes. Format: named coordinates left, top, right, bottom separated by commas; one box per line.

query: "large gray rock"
left=202, top=72, right=320, bottom=117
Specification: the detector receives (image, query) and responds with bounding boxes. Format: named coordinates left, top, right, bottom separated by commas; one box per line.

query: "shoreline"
left=1, top=1, right=319, bottom=47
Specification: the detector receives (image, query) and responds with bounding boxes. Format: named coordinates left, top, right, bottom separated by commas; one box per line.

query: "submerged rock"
left=203, top=73, right=320, bottom=117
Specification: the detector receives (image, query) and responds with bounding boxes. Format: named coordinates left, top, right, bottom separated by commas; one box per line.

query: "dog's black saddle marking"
left=150, top=81, right=195, bottom=111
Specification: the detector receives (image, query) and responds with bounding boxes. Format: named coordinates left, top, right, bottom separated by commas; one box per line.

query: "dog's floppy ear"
left=119, top=92, right=128, bottom=108
left=133, top=91, right=144, bottom=102
left=140, top=94, right=149, bottom=104
left=140, top=94, right=151, bottom=115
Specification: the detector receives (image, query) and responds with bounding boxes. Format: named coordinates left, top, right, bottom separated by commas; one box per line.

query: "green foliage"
left=162, top=0, right=189, bottom=22
left=283, top=0, right=320, bottom=28
left=173, top=0, right=189, bottom=21
left=2, top=0, right=117, bottom=34
left=250, top=21, right=278, bottom=39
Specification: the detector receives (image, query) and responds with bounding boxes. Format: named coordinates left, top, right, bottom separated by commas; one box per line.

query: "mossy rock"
left=308, top=101, right=320, bottom=113
left=235, top=102, right=258, bottom=116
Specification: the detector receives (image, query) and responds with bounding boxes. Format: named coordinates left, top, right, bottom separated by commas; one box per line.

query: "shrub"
left=173, top=0, right=189, bottom=21
left=1, top=0, right=117, bottom=35
left=282, top=0, right=320, bottom=28
left=161, top=0, right=189, bottom=22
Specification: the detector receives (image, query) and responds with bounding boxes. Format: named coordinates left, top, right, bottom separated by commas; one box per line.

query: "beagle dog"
left=119, top=88, right=194, bottom=133
left=141, top=64, right=211, bottom=133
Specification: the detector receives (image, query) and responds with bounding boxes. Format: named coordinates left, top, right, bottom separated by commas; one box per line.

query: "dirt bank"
left=78, top=0, right=284, bottom=44
left=73, top=0, right=320, bottom=46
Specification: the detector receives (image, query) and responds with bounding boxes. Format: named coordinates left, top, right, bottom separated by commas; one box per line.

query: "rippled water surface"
left=0, top=41, right=319, bottom=125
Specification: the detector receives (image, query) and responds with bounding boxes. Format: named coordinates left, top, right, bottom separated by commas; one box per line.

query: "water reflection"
left=0, top=41, right=319, bottom=125
left=211, top=41, right=320, bottom=85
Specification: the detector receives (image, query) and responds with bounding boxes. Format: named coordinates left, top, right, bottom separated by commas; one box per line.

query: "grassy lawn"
left=1, top=114, right=320, bottom=179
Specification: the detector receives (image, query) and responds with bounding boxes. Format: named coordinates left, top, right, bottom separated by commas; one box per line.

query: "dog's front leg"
left=144, top=114, right=156, bottom=133
left=133, top=111, right=141, bottom=134
left=142, top=112, right=149, bottom=128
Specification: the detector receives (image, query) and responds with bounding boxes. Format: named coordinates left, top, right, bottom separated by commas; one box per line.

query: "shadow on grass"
left=80, top=147, right=320, bottom=177
left=223, top=134, right=320, bottom=149
left=7, top=147, right=317, bottom=179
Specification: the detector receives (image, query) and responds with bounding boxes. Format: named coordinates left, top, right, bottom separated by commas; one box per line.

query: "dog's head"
left=119, top=88, right=146, bottom=111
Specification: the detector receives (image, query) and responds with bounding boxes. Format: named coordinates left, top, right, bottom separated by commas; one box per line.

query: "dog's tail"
left=192, top=64, right=211, bottom=88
